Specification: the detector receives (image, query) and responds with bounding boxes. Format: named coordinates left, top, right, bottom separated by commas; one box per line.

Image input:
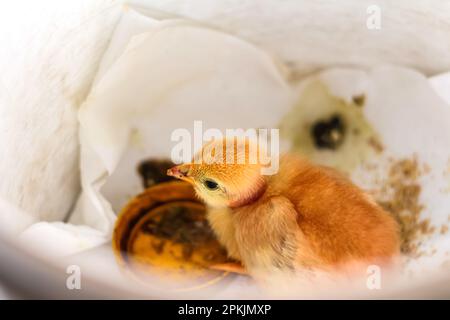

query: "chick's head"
left=167, top=138, right=267, bottom=208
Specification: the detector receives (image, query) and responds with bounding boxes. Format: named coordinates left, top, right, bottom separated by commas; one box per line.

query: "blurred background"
left=1, top=0, right=450, bottom=299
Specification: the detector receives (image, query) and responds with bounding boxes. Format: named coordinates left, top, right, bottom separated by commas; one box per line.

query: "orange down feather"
left=167, top=138, right=400, bottom=278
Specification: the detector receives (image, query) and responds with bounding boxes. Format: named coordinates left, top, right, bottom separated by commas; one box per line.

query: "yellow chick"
left=167, top=138, right=400, bottom=278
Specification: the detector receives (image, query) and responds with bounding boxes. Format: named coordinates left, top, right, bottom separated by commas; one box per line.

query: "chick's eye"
left=204, top=179, right=219, bottom=190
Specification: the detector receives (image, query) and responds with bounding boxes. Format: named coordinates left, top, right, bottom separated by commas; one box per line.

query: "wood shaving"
left=376, top=157, right=433, bottom=256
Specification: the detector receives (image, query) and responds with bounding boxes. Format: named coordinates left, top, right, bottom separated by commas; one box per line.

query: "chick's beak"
left=167, top=165, right=190, bottom=182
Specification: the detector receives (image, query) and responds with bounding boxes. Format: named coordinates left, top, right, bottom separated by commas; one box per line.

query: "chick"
left=167, top=138, right=400, bottom=278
